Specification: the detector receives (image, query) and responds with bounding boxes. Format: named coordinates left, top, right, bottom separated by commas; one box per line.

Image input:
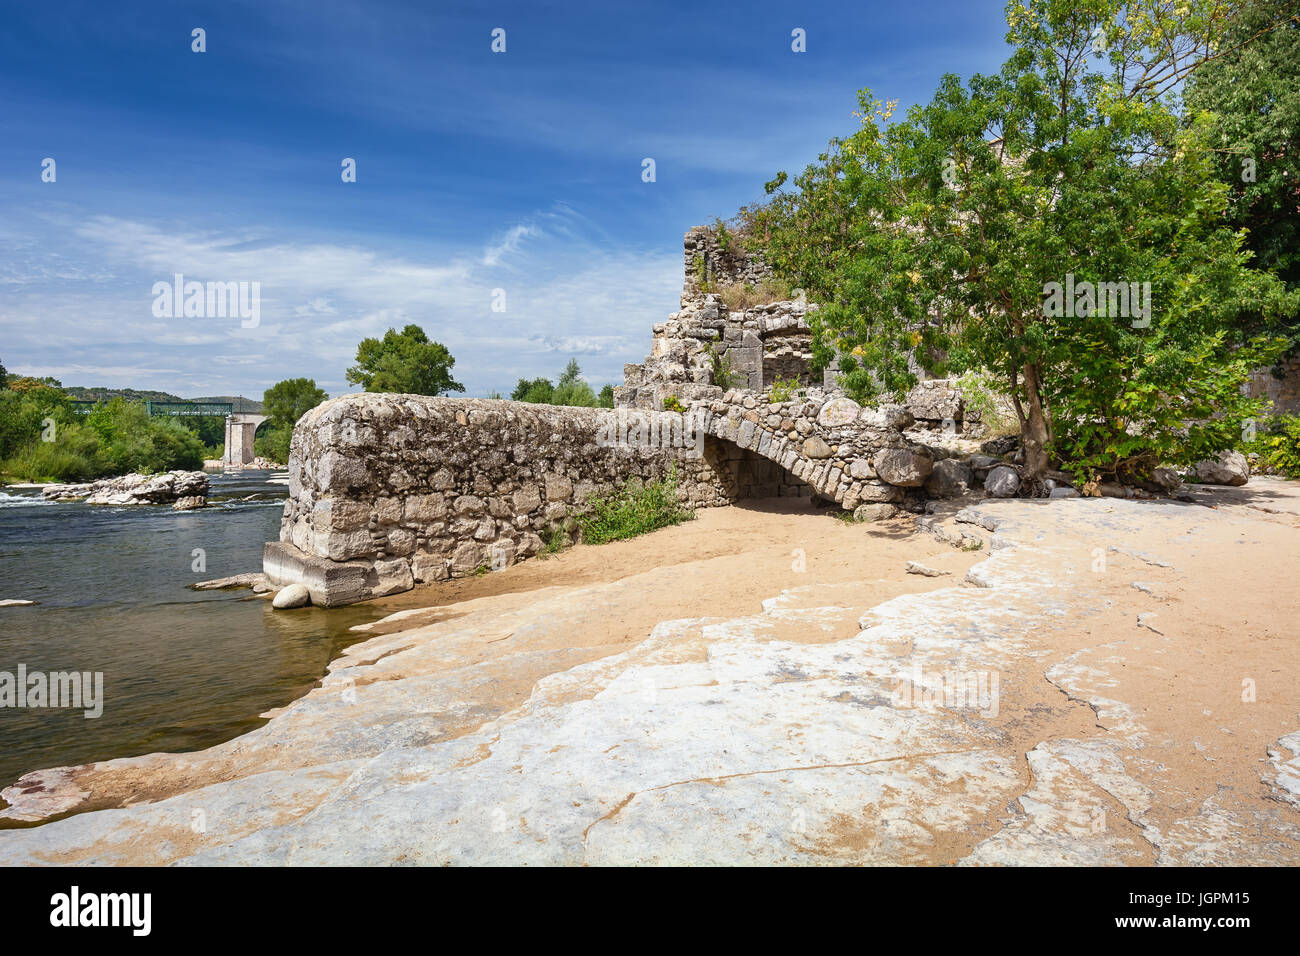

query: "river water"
left=0, top=471, right=386, bottom=792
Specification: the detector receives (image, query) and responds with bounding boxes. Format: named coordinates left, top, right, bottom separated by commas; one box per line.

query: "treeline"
left=0, top=382, right=208, bottom=482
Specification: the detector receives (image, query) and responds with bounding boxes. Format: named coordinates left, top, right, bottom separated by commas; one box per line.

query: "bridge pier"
left=223, top=414, right=269, bottom=467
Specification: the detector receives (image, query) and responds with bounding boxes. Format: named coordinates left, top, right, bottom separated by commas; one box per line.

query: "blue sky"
left=0, top=0, right=1011, bottom=399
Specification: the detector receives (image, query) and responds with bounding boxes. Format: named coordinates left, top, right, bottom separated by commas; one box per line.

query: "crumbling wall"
left=266, top=396, right=737, bottom=605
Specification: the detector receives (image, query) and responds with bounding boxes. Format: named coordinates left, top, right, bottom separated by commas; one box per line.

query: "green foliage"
left=255, top=423, right=292, bottom=465
left=1, top=393, right=205, bottom=481
left=576, top=470, right=695, bottom=545
left=263, top=378, right=328, bottom=428
left=662, top=394, right=686, bottom=413
left=1185, top=0, right=1300, bottom=351
left=954, top=370, right=1017, bottom=435
left=511, top=360, right=612, bottom=408
left=713, top=218, right=734, bottom=255
left=346, top=324, right=465, bottom=396
left=741, top=0, right=1299, bottom=483
left=767, top=377, right=802, bottom=402
left=1246, top=414, right=1300, bottom=477
left=705, top=343, right=742, bottom=390
left=693, top=255, right=708, bottom=288
left=0, top=356, right=7, bottom=387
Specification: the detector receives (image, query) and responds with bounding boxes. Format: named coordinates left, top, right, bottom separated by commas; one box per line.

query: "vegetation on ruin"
left=738, top=0, right=1300, bottom=489
left=576, top=469, right=695, bottom=545
left=767, top=377, right=803, bottom=403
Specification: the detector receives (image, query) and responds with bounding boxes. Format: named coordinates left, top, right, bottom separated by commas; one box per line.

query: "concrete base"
left=263, top=541, right=414, bottom=607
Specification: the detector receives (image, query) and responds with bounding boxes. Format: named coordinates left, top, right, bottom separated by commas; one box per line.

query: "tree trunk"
left=1020, top=362, right=1050, bottom=490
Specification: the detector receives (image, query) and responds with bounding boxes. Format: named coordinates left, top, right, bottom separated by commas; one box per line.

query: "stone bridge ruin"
left=264, top=226, right=976, bottom=606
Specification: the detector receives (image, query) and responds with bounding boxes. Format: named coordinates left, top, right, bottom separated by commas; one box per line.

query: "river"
left=0, top=471, right=387, bottom=793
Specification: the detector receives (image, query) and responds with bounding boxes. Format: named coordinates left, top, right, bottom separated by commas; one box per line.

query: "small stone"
left=802, top=436, right=833, bottom=459
left=905, top=561, right=950, bottom=577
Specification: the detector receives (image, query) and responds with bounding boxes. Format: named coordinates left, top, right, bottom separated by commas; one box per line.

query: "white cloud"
left=1, top=211, right=681, bottom=398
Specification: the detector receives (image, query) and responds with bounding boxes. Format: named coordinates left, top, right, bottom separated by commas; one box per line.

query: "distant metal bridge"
left=69, top=400, right=235, bottom=417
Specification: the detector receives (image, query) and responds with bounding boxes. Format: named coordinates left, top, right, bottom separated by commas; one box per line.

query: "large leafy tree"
left=346, top=324, right=464, bottom=396
left=1184, top=0, right=1300, bottom=351
left=742, top=0, right=1297, bottom=487
left=263, top=377, right=328, bottom=427
left=258, top=377, right=328, bottom=464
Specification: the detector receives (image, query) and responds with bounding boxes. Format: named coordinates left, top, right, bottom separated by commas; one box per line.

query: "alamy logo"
left=1042, top=273, right=1151, bottom=328
left=596, top=407, right=705, bottom=457
left=0, top=664, right=103, bottom=718
left=892, top=665, right=1000, bottom=718
left=50, top=886, right=150, bottom=936
left=152, top=274, right=261, bottom=328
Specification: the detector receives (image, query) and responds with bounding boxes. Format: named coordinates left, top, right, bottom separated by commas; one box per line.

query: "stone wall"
left=266, top=395, right=748, bottom=605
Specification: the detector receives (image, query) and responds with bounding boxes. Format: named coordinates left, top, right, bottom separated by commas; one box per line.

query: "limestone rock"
left=172, top=496, right=206, bottom=511
left=852, top=503, right=898, bottom=521
left=1194, top=451, right=1249, bottom=487
left=43, top=471, right=209, bottom=506
left=872, top=448, right=933, bottom=487
left=271, top=583, right=311, bottom=609
left=816, top=397, right=861, bottom=427
left=924, top=459, right=973, bottom=499
left=985, top=465, right=1021, bottom=498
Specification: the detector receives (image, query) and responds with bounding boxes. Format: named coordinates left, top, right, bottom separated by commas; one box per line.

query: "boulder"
left=872, top=448, right=933, bottom=487
left=172, top=496, right=206, bottom=511
left=852, top=503, right=898, bottom=522
left=924, top=458, right=973, bottom=499
left=1194, top=451, right=1249, bottom=487
left=984, top=465, right=1021, bottom=498
left=816, top=397, right=861, bottom=427
left=271, top=584, right=311, bottom=609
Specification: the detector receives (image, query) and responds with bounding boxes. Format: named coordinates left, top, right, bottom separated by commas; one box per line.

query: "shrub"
left=954, top=370, right=1017, bottom=436
left=2, top=421, right=103, bottom=482
left=767, top=377, right=802, bottom=402
left=1247, top=414, right=1300, bottom=478
left=717, top=277, right=796, bottom=312
left=663, top=394, right=686, bottom=413
left=705, top=344, right=742, bottom=391
left=576, top=470, right=695, bottom=545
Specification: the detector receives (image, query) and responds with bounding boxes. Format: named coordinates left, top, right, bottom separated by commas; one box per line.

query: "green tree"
left=597, top=384, right=615, bottom=408
left=0, top=356, right=7, bottom=388
left=345, top=324, right=464, bottom=396
left=263, top=378, right=328, bottom=428
left=1184, top=0, right=1300, bottom=351
left=743, top=0, right=1297, bottom=487
left=511, top=377, right=554, bottom=403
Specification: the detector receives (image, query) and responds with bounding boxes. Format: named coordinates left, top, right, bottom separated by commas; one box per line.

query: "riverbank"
left=2, top=481, right=1298, bottom=863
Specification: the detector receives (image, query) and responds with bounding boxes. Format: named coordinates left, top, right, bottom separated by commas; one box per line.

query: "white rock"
left=272, top=584, right=311, bottom=609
